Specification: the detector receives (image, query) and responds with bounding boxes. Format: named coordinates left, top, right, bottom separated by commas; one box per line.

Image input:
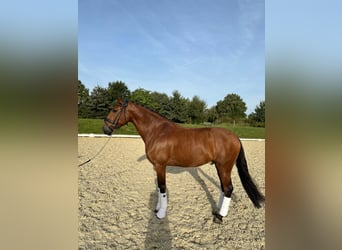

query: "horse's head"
left=103, top=98, right=129, bottom=135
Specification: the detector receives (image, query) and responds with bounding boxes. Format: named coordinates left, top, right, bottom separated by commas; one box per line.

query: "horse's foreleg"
left=154, top=164, right=167, bottom=219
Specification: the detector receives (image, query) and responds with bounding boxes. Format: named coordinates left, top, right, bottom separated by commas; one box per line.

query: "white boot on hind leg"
left=156, top=192, right=167, bottom=219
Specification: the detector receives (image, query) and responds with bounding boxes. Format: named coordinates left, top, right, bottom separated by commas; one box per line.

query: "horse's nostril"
left=103, top=126, right=113, bottom=135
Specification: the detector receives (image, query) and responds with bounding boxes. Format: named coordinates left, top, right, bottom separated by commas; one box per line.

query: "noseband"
left=104, top=99, right=128, bottom=130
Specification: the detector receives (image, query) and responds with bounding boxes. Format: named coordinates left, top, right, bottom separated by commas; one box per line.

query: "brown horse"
left=103, top=98, right=264, bottom=223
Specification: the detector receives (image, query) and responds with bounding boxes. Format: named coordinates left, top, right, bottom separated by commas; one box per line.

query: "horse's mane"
left=130, top=100, right=173, bottom=123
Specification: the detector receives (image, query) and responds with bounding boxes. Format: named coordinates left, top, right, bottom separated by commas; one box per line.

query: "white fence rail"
left=78, top=134, right=264, bottom=141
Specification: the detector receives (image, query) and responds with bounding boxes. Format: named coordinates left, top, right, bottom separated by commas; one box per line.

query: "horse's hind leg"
left=154, top=164, right=167, bottom=219
left=214, top=162, right=234, bottom=224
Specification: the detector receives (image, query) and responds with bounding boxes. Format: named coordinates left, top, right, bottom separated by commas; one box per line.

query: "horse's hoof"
left=155, top=213, right=166, bottom=220
left=213, top=212, right=223, bottom=224
left=156, top=209, right=166, bottom=219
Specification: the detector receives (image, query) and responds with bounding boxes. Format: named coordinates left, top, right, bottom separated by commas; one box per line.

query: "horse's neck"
left=130, top=104, right=173, bottom=142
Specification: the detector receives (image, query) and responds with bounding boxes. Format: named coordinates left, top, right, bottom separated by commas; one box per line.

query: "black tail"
left=236, top=143, right=265, bottom=208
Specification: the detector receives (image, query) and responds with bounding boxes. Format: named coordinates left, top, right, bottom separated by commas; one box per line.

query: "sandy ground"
left=78, top=137, right=265, bottom=249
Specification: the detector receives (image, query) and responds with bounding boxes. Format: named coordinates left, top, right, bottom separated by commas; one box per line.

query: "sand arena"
left=78, top=137, right=265, bottom=249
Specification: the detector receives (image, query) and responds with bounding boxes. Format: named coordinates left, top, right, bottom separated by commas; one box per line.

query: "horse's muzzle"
left=103, top=125, right=113, bottom=135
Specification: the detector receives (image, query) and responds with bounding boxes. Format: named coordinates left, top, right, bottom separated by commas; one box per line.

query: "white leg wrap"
left=217, top=192, right=224, bottom=209
left=156, top=188, right=161, bottom=212
left=156, top=192, right=167, bottom=219
left=219, top=196, right=231, bottom=217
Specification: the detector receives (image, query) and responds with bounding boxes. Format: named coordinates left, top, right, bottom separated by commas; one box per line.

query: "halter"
left=104, top=99, right=129, bottom=131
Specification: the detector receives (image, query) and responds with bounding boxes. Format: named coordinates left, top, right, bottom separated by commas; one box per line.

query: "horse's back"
left=168, top=126, right=240, bottom=152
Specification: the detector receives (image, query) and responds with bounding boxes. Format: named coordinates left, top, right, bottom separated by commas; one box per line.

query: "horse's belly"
left=147, top=132, right=216, bottom=167
left=168, top=146, right=213, bottom=167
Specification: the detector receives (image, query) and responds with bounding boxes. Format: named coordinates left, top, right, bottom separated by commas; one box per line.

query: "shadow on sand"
left=138, top=154, right=237, bottom=219
left=167, top=166, right=220, bottom=213
left=144, top=191, right=172, bottom=249
left=137, top=154, right=229, bottom=214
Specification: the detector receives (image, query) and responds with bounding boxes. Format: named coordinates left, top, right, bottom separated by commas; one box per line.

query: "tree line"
left=78, top=80, right=265, bottom=127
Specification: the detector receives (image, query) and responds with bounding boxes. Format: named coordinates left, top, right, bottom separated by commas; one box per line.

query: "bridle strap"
left=104, top=99, right=129, bottom=129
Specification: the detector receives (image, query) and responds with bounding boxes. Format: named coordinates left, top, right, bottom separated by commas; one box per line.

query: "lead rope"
left=79, top=100, right=128, bottom=167
left=78, top=136, right=112, bottom=167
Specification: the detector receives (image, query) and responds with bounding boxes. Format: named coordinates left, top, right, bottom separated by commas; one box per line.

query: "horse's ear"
left=117, top=97, right=124, bottom=104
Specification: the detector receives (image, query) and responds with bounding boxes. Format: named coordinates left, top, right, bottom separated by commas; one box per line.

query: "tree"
left=205, top=106, right=218, bottom=123
left=188, top=95, right=207, bottom=123
left=130, top=88, right=156, bottom=109
left=107, top=81, right=130, bottom=107
left=78, top=80, right=91, bottom=117
left=248, top=100, right=265, bottom=127
left=169, top=90, right=189, bottom=123
left=88, top=85, right=111, bottom=118
left=216, top=93, right=247, bottom=124
left=150, top=91, right=172, bottom=118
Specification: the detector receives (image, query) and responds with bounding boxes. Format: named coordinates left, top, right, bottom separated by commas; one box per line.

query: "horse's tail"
left=236, top=142, right=265, bottom=208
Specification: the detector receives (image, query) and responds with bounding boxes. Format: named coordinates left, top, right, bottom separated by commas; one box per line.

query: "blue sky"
left=79, top=0, right=264, bottom=114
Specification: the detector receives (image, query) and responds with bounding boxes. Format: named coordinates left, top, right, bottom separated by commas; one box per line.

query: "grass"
left=78, top=118, right=265, bottom=139
left=78, top=118, right=138, bottom=135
